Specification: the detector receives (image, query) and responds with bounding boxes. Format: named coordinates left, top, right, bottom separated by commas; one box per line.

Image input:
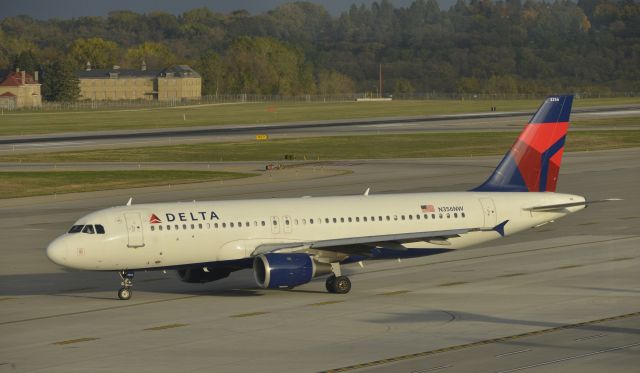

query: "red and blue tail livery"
left=474, top=95, right=574, bottom=192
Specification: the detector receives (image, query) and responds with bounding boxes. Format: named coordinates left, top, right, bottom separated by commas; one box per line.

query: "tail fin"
left=474, top=95, right=574, bottom=192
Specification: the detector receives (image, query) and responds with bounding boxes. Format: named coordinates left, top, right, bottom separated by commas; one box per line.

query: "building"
left=0, top=69, right=42, bottom=109
left=77, top=64, right=201, bottom=101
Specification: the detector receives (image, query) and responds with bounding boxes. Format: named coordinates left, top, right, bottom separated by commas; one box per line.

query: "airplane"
left=46, top=95, right=616, bottom=300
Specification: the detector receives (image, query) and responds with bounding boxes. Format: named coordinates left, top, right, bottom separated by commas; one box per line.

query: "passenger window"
left=454, top=213, right=458, bottom=218
left=261, top=221, right=266, bottom=226
left=68, top=225, right=84, bottom=234
left=167, top=225, right=171, bottom=231
left=175, top=224, right=179, bottom=230
left=285, top=220, right=290, bottom=226
left=333, top=218, right=337, bottom=223
left=363, top=217, right=367, bottom=222
left=95, top=224, right=105, bottom=234
left=82, top=225, right=95, bottom=234
left=237, top=222, right=242, bottom=227
left=447, top=213, right=450, bottom=219
left=246, top=221, right=249, bottom=227
left=222, top=223, right=226, bottom=228
left=394, top=215, right=398, bottom=221
left=326, top=218, right=330, bottom=223
left=272, top=220, right=277, bottom=226
left=462, top=213, right=466, bottom=218
left=159, top=225, right=163, bottom=231
left=401, top=215, right=405, bottom=220
left=199, top=223, right=203, bottom=229
left=230, top=222, right=234, bottom=228
left=183, top=224, right=187, bottom=229
left=409, top=215, right=413, bottom=220
left=191, top=224, right=195, bottom=229
left=432, top=214, right=436, bottom=219
left=439, top=214, right=443, bottom=219
left=151, top=226, right=155, bottom=231
left=348, top=217, right=352, bottom=222
left=416, top=214, right=420, bottom=220
left=378, top=216, right=382, bottom=221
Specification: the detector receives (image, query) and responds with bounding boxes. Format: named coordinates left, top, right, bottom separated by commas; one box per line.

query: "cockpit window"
left=68, top=225, right=84, bottom=234
left=95, top=225, right=105, bottom=234
left=82, top=225, right=95, bottom=234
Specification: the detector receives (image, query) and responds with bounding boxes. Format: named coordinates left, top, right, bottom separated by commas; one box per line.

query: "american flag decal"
left=149, top=214, right=162, bottom=224
left=421, top=204, right=435, bottom=213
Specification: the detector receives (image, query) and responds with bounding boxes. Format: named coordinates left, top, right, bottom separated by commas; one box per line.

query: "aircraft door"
left=270, top=216, right=280, bottom=234
left=124, top=212, right=145, bottom=248
left=283, top=215, right=292, bottom=233
left=479, top=198, right=497, bottom=228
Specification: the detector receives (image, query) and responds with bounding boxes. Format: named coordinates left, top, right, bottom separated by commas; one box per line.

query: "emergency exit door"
left=124, top=212, right=145, bottom=248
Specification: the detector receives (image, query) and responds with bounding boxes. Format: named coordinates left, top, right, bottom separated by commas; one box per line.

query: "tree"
left=393, top=78, right=416, bottom=94
left=69, top=37, right=119, bottom=69
left=197, top=51, right=225, bottom=95
left=317, top=70, right=356, bottom=94
left=42, top=59, right=80, bottom=102
left=125, top=42, right=175, bottom=69
left=11, top=50, right=39, bottom=72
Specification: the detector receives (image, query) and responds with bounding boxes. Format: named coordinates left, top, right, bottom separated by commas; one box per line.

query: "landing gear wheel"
left=117, top=271, right=134, bottom=300
left=333, top=276, right=351, bottom=294
left=118, top=287, right=132, bottom=300
left=325, top=275, right=337, bottom=293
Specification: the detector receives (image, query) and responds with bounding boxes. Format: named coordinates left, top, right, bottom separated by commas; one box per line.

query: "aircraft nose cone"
left=46, top=237, right=68, bottom=266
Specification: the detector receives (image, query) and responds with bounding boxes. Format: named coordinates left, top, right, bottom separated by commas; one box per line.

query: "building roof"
left=77, top=65, right=200, bottom=79
left=159, top=65, right=201, bottom=78
left=0, top=71, right=38, bottom=86
left=77, top=68, right=161, bottom=79
left=0, top=91, right=17, bottom=97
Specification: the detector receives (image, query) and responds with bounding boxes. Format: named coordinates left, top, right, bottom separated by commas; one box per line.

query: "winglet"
left=126, top=197, right=133, bottom=206
left=493, top=220, right=509, bottom=237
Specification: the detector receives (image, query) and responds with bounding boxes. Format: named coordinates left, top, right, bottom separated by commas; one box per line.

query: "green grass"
left=572, top=116, right=640, bottom=126
left=0, top=170, right=253, bottom=199
left=2, top=130, right=638, bottom=164
left=0, top=97, right=637, bottom=136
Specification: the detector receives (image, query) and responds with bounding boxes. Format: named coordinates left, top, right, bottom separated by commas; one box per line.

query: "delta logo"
left=149, top=211, right=220, bottom=224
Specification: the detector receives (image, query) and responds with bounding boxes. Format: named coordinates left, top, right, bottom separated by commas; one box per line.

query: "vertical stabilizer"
left=474, top=95, right=573, bottom=192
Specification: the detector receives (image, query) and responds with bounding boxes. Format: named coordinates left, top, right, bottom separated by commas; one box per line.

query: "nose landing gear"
left=118, top=271, right=134, bottom=300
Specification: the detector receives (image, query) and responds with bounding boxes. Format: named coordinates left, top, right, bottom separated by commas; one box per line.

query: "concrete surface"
left=0, top=148, right=638, bottom=372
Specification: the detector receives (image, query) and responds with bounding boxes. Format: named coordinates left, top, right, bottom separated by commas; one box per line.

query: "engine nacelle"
left=177, top=267, right=231, bottom=283
left=253, top=253, right=331, bottom=289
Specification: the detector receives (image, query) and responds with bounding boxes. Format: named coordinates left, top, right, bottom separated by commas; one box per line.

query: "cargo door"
left=124, top=212, right=145, bottom=248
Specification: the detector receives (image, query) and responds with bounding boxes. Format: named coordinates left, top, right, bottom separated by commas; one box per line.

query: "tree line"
left=1, top=0, right=638, bottom=101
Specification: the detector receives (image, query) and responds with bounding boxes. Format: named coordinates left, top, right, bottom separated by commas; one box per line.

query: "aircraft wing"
left=251, top=228, right=475, bottom=256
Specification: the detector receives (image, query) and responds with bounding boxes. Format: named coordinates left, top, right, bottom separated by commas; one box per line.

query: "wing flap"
left=251, top=228, right=472, bottom=256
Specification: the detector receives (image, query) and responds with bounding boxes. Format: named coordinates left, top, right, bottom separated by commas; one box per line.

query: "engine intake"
left=177, top=267, right=231, bottom=283
left=253, top=253, right=331, bottom=289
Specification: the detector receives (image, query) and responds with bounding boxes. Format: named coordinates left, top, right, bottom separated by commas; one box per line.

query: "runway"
left=0, top=148, right=639, bottom=372
left=1, top=105, right=638, bottom=154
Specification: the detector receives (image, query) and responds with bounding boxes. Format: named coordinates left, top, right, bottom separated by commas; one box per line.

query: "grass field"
left=0, top=170, right=252, bottom=199
left=2, top=130, right=638, bottom=164
left=0, top=97, right=637, bottom=136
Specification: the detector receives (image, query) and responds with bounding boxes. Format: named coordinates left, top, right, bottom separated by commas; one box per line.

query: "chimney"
left=86, top=61, right=92, bottom=71
left=34, top=71, right=39, bottom=82
left=21, top=70, right=26, bottom=84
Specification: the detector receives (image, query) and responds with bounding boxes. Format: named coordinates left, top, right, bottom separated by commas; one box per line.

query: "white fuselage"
left=46, top=191, right=585, bottom=271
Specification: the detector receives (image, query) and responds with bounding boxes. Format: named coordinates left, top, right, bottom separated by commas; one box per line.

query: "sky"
left=0, top=0, right=454, bottom=20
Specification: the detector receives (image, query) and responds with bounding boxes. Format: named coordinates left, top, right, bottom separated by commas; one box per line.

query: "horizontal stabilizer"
left=524, top=198, right=621, bottom=212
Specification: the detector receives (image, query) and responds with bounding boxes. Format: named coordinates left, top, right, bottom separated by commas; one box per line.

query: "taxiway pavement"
left=0, top=148, right=639, bottom=372
left=1, top=105, right=638, bottom=154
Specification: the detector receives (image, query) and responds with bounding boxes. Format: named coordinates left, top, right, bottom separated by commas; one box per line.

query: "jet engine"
left=177, top=267, right=232, bottom=283
left=253, top=253, right=331, bottom=289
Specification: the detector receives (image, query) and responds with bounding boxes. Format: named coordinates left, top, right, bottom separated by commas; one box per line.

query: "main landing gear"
left=325, top=262, right=352, bottom=294
left=118, top=271, right=134, bottom=300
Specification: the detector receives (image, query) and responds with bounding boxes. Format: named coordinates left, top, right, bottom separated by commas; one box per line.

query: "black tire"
left=325, top=275, right=337, bottom=293
left=333, top=276, right=351, bottom=294
left=118, top=287, right=132, bottom=300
